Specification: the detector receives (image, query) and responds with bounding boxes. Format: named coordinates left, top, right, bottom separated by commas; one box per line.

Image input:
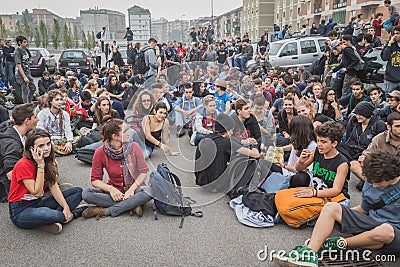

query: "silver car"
left=267, top=36, right=327, bottom=70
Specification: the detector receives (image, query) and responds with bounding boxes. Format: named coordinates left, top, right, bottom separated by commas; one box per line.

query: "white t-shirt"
left=282, top=141, right=317, bottom=179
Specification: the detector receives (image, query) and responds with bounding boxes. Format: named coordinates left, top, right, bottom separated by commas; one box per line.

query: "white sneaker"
left=37, top=223, right=62, bottom=234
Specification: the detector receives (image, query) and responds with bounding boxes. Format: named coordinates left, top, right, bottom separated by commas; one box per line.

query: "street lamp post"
left=181, top=14, right=186, bottom=42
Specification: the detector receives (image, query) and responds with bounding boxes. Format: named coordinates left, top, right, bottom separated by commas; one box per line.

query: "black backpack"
left=149, top=163, right=203, bottom=228
left=311, top=54, right=326, bottom=76
left=342, top=23, right=354, bottom=36
left=134, top=50, right=150, bottom=75
left=96, top=31, right=102, bottom=39
left=75, top=142, right=101, bottom=164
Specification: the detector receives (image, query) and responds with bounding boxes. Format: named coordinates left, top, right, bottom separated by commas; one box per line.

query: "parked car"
left=29, top=48, right=57, bottom=76
left=58, top=49, right=96, bottom=75
left=267, top=36, right=327, bottom=70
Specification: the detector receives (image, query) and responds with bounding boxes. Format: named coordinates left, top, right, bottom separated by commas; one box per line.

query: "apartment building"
left=80, top=7, right=125, bottom=40
left=242, top=0, right=275, bottom=41
left=151, top=17, right=169, bottom=43
left=214, top=7, right=242, bottom=40
left=275, top=0, right=302, bottom=30
left=128, top=5, right=151, bottom=44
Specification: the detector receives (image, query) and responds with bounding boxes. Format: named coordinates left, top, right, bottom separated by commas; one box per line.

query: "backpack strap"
left=191, top=211, right=203, bottom=217
left=370, top=187, right=400, bottom=211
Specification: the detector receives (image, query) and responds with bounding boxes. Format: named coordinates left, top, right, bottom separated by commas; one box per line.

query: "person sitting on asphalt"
left=294, top=121, right=350, bottom=205
left=338, top=81, right=369, bottom=119
left=38, top=71, right=55, bottom=96
left=231, top=99, right=262, bottom=149
left=194, top=113, right=260, bottom=191
left=273, top=149, right=400, bottom=267
left=350, top=112, right=400, bottom=190
left=338, top=101, right=386, bottom=164
left=191, top=95, right=219, bottom=146
left=142, top=102, right=179, bottom=157
left=8, top=128, right=84, bottom=234
left=0, top=103, right=38, bottom=202
left=173, top=83, right=202, bottom=138
left=81, top=119, right=152, bottom=219
left=37, top=90, right=74, bottom=155
left=374, top=90, right=400, bottom=121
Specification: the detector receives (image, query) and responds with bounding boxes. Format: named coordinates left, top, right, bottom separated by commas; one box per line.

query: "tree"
left=0, top=18, right=7, bottom=39
left=14, top=20, right=23, bottom=37
left=63, top=22, right=69, bottom=48
left=73, top=26, right=79, bottom=48
left=90, top=31, right=95, bottom=49
left=39, top=20, right=49, bottom=48
left=52, top=19, right=60, bottom=49
left=22, top=9, right=32, bottom=41
left=34, top=27, right=40, bottom=47
left=82, top=31, right=87, bottom=49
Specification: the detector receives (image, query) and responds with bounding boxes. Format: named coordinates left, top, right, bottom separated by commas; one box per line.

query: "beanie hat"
left=214, top=113, right=235, bottom=133
left=353, top=101, right=374, bottom=118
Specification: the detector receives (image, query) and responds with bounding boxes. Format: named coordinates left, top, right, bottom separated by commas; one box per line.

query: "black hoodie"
left=0, top=126, right=24, bottom=195
left=231, top=113, right=262, bottom=146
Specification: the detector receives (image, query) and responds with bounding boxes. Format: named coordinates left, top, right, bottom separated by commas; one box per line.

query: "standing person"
left=94, top=42, right=101, bottom=69
left=100, top=26, right=106, bottom=53
left=14, top=36, right=36, bottom=104
left=381, top=25, right=400, bottom=93
left=216, top=42, right=228, bottom=66
left=81, top=119, right=151, bottom=219
left=318, top=20, right=326, bottom=36
left=123, top=27, right=134, bottom=43
left=331, top=35, right=361, bottom=96
left=371, top=13, right=384, bottom=38
left=126, top=42, right=136, bottom=67
left=206, top=24, right=214, bottom=45
left=2, top=40, right=16, bottom=88
left=8, top=128, right=83, bottom=234
left=189, top=27, right=198, bottom=43
left=310, top=23, right=318, bottom=34
left=140, top=38, right=160, bottom=90
left=0, top=39, right=4, bottom=79
left=352, top=14, right=364, bottom=45
left=0, top=103, right=38, bottom=202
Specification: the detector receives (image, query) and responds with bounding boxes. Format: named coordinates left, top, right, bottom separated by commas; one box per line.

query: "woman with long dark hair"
left=8, top=129, right=83, bottom=234
left=105, top=74, right=124, bottom=100
left=127, top=90, right=156, bottom=134
left=91, top=96, right=120, bottom=130
left=321, top=87, right=342, bottom=121
left=142, top=102, right=179, bottom=157
left=82, top=119, right=152, bottom=219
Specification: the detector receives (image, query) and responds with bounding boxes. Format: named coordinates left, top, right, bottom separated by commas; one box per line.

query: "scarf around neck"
left=103, top=140, right=135, bottom=188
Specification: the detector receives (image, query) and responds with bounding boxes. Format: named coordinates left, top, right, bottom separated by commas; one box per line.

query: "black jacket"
left=231, top=113, right=262, bottom=146
left=109, top=51, right=124, bottom=67
left=0, top=126, right=24, bottom=185
left=345, top=116, right=387, bottom=151
left=38, top=77, right=55, bottom=96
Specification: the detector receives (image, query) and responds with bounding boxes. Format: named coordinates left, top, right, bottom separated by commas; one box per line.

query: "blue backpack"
left=149, top=163, right=203, bottom=228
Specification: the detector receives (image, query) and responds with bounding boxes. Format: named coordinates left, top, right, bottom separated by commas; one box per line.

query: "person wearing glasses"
left=142, top=102, right=179, bottom=157
left=321, top=88, right=342, bottom=121
left=172, top=83, right=202, bottom=138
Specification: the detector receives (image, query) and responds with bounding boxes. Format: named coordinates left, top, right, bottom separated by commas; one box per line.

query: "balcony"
left=333, top=0, right=347, bottom=9
left=314, top=0, right=323, bottom=13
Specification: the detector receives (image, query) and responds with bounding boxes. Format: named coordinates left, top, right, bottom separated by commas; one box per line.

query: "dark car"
left=29, top=48, right=57, bottom=77
left=58, top=49, right=96, bottom=75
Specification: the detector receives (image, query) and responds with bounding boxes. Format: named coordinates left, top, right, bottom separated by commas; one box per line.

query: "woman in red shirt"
left=82, top=119, right=151, bottom=218
left=8, top=129, right=83, bottom=234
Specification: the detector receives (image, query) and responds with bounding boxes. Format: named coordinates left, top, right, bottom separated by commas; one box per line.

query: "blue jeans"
left=5, top=62, right=16, bottom=87
left=8, top=187, right=83, bottom=229
left=234, top=56, right=242, bottom=69
left=0, top=63, right=5, bottom=78
left=385, top=80, right=400, bottom=93
left=194, top=133, right=206, bottom=146
left=82, top=187, right=152, bottom=217
left=240, top=55, right=250, bottom=72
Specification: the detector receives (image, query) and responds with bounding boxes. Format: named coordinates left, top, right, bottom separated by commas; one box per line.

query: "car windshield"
left=62, top=51, right=84, bottom=59
left=269, top=43, right=283, bottom=56
left=30, top=50, right=38, bottom=57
